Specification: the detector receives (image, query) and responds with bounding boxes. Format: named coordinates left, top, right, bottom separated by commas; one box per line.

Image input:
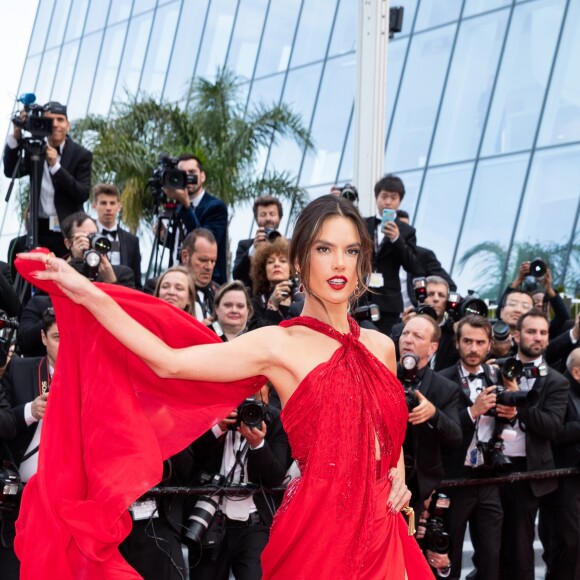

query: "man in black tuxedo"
left=364, top=175, right=420, bottom=335
left=398, top=315, right=462, bottom=513
left=539, top=347, right=580, bottom=580
left=164, top=154, right=228, bottom=284
left=233, top=195, right=283, bottom=292
left=189, top=394, right=291, bottom=579
left=0, top=308, right=59, bottom=579
left=498, top=310, right=569, bottom=580
left=92, top=183, right=142, bottom=289
left=545, top=315, right=579, bottom=374
left=3, top=101, right=92, bottom=257
left=439, top=316, right=513, bottom=580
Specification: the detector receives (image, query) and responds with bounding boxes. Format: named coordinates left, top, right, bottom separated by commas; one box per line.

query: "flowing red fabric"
left=261, top=316, right=434, bottom=579
left=14, top=251, right=265, bottom=579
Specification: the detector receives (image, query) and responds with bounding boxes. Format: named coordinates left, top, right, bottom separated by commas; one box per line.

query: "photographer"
left=439, top=316, right=512, bottom=580
left=0, top=308, right=58, bottom=580
left=248, top=238, right=302, bottom=330
left=398, top=315, right=462, bottom=514
left=188, top=390, right=291, bottom=579
left=545, top=313, right=579, bottom=374
left=233, top=195, right=284, bottom=292
left=3, top=101, right=92, bottom=257
left=392, top=276, right=458, bottom=371
left=498, top=310, right=569, bottom=580
left=495, top=288, right=534, bottom=355
left=162, top=154, right=228, bottom=284
left=364, top=174, right=421, bottom=335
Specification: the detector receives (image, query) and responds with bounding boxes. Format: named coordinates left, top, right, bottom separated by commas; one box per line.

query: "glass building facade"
left=6, top=0, right=580, bottom=299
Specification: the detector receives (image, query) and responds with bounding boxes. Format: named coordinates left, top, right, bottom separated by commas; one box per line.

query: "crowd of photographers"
left=0, top=99, right=578, bottom=580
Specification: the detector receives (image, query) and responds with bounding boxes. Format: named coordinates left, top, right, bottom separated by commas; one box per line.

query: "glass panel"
left=337, top=114, right=353, bottom=183
left=452, top=154, right=529, bottom=299
left=133, top=0, right=157, bottom=15
left=35, top=48, right=60, bottom=101
left=414, top=0, right=462, bottom=31
left=112, top=12, right=154, bottom=103
left=89, top=23, right=128, bottom=115
left=385, top=24, right=456, bottom=172
left=139, top=2, right=180, bottom=95
left=195, top=0, right=237, bottom=81
left=266, top=63, right=323, bottom=174
left=50, top=40, right=80, bottom=104
left=226, top=0, right=268, bottom=81
left=28, top=0, right=56, bottom=55
left=45, top=0, right=72, bottom=49
left=19, top=55, right=42, bottom=96
left=430, top=10, right=509, bottom=165
left=300, top=54, right=355, bottom=186
left=509, top=145, right=580, bottom=289
left=482, top=0, right=566, bottom=156
left=464, top=0, right=511, bottom=18
left=108, top=0, right=134, bottom=24
left=389, top=170, right=423, bottom=225
left=328, top=0, right=357, bottom=56
left=290, top=0, right=338, bottom=68
left=412, top=163, right=474, bottom=269
left=538, top=0, right=580, bottom=147
left=162, top=0, right=209, bottom=101
left=64, top=0, right=89, bottom=41
left=67, top=32, right=104, bottom=119
left=83, top=0, right=111, bottom=35
left=247, top=74, right=284, bottom=108
left=568, top=219, right=580, bottom=298
left=254, top=0, right=301, bottom=77
left=385, top=37, right=409, bottom=136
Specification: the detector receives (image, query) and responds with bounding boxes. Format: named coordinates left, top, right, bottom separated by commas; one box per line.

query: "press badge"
left=369, top=272, right=384, bottom=288
left=129, top=499, right=158, bottom=521
left=49, top=216, right=61, bottom=232
left=470, top=446, right=484, bottom=468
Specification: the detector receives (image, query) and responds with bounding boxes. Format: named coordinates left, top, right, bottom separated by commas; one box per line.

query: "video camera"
left=148, top=154, right=198, bottom=204
left=228, top=399, right=273, bottom=431
left=423, top=492, right=451, bottom=555
left=11, top=93, right=53, bottom=139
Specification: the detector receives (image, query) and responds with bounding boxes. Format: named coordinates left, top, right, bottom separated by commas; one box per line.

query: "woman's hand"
left=387, top=466, right=412, bottom=514
left=18, top=252, right=98, bottom=305
left=269, top=281, right=292, bottom=308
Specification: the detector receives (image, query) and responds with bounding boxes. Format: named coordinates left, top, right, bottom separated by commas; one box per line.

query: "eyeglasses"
left=504, top=301, right=532, bottom=311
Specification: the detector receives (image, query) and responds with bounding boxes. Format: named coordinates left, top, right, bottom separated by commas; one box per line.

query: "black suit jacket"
left=232, top=238, right=253, bottom=291
left=551, top=372, right=580, bottom=469
left=116, top=227, right=142, bottom=289
left=192, top=409, right=291, bottom=527
left=0, top=356, right=45, bottom=466
left=3, top=136, right=92, bottom=224
left=364, top=217, right=420, bottom=315
left=406, top=246, right=457, bottom=307
left=546, top=319, right=576, bottom=373
left=402, top=366, right=462, bottom=503
left=177, top=191, right=228, bottom=285
left=516, top=366, right=569, bottom=497
left=438, top=363, right=501, bottom=479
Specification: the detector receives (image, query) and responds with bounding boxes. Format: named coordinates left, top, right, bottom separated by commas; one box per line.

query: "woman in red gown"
left=18, top=195, right=433, bottom=579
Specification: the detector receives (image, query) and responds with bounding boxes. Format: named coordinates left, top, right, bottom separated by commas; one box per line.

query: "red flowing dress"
left=261, top=316, right=434, bottom=579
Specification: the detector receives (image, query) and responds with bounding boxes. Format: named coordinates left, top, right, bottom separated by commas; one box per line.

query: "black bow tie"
left=467, top=372, right=486, bottom=381
left=102, top=229, right=117, bottom=239
left=375, top=217, right=382, bottom=225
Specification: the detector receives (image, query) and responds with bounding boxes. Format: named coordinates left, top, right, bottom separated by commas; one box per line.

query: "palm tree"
left=70, top=67, right=314, bottom=232
left=458, top=236, right=580, bottom=300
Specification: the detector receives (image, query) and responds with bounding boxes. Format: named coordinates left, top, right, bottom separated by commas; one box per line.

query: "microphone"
left=17, top=93, right=37, bottom=107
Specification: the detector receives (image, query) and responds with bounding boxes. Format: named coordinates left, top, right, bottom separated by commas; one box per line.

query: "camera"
left=263, top=227, right=281, bottom=242
left=183, top=474, right=224, bottom=544
left=148, top=154, right=197, bottom=203
left=413, top=277, right=427, bottom=304
left=353, top=303, right=381, bottom=323
left=400, top=353, right=420, bottom=411
left=423, top=492, right=451, bottom=554
left=0, top=461, right=22, bottom=511
left=228, top=399, right=273, bottom=431
left=280, top=277, right=301, bottom=300
left=0, top=312, right=19, bottom=368
left=529, top=258, right=547, bottom=278
left=340, top=184, right=359, bottom=203
left=492, top=320, right=510, bottom=342
left=414, top=303, right=438, bottom=320
left=12, top=94, right=54, bottom=139
left=476, top=431, right=514, bottom=474
left=83, top=233, right=112, bottom=268
left=446, top=291, right=488, bottom=322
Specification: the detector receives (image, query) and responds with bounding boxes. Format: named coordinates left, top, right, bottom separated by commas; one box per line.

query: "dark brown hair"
left=214, top=280, right=254, bottom=321
left=289, top=195, right=372, bottom=304
left=251, top=237, right=292, bottom=295
left=92, top=183, right=120, bottom=201
left=456, top=315, right=492, bottom=341
left=253, top=195, right=283, bottom=221
left=516, top=309, right=549, bottom=332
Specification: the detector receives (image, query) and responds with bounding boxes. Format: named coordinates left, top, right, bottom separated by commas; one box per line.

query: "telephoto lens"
left=492, top=321, right=510, bottom=342
left=529, top=258, right=547, bottom=278
left=183, top=495, right=219, bottom=544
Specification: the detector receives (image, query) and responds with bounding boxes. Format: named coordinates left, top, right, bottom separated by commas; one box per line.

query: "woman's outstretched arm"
left=24, top=253, right=277, bottom=383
